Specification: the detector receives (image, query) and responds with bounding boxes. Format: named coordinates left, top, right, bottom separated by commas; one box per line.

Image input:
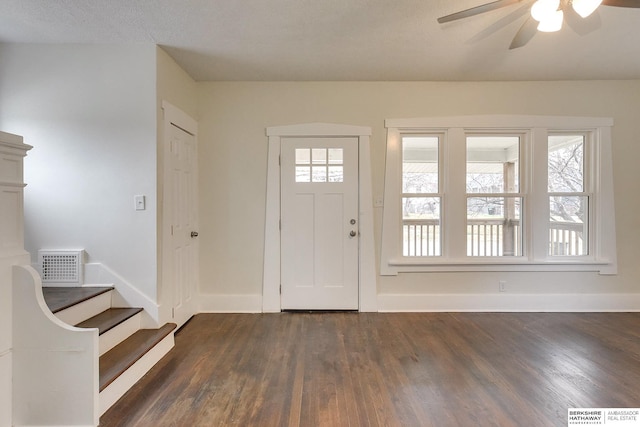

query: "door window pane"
left=295, top=148, right=310, bottom=165
left=312, top=148, right=326, bottom=164
left=467, top=197, right=522, bottom=256
left=296, top=148, right=344, bottom=183
left=328, top=148, right=343, bottom=164
left=467, top=136, right=519, bottom=193
left=296, top=166, right=310, bottom=182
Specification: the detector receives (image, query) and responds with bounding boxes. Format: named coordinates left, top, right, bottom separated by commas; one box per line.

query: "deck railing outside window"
left=403, top=219, right=584, bottom=257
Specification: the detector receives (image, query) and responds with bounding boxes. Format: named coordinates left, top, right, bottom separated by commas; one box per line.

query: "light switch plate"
left=134, top=195, right=145, bottom=211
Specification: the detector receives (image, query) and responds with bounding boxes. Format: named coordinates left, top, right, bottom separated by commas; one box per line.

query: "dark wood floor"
left=99, top=312, right=640, bottom=427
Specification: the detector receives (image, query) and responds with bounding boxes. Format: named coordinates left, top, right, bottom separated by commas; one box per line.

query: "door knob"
left=349, top=230, right=357, bottom=237
left=191, top=231, right=199, bottom=238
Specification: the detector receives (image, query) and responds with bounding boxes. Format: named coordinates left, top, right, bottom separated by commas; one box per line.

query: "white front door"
left=167, top=122, right=198, bottom=327
left=280, top=137, right=359, bottom=310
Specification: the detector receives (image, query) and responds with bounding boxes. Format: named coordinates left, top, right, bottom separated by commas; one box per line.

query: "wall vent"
left=38, top=250, right=85, bottom=286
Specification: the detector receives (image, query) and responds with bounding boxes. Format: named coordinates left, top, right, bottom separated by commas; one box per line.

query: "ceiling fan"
left=437, top=0, right=640, bottom=49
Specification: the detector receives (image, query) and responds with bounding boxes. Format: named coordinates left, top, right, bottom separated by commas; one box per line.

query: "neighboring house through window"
left=380, top=115, right=616, bottom=275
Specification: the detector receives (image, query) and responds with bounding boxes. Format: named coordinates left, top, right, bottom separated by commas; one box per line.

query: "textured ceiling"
left=1, top=0, right=640, bottom=81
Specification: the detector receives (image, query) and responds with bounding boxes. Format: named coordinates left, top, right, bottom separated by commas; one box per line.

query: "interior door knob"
left=349, top=230, right=357, bottom=237
left=191, top=231, right=199, bottom=238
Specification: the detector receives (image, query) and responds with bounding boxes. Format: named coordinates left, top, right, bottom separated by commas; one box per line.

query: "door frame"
left=263, top=123, right=377, bottom=312
left=160, top=101, right=199, bottom=325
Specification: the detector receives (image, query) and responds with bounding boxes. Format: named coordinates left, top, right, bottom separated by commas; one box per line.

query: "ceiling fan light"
left=571, top=0, right=603, bottom=18
left=537, top=9, right=564, bottom=31
left=531, top=0, right=561, bottom=22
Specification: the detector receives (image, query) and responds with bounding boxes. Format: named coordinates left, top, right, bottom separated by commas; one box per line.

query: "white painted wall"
left=0, top=43, right=159, bottom=301
left=197, top=81, right=640, bottom=311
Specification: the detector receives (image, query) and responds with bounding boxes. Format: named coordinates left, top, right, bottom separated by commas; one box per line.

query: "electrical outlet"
left=499, top=280, right=507, bottom=292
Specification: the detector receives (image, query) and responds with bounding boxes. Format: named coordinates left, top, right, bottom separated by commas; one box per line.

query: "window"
left=402, top=135, right=441, bottom=256
left=381, top=116, right=616, bottom=275
left=295, top=148, right=343, bottom=182
left=548, top=134, right=587, bottom=256
left=466, top=135, right=522, bottom=257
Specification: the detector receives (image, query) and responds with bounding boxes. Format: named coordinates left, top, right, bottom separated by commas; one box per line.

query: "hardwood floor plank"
left=99, top=313, right=640, bottom=427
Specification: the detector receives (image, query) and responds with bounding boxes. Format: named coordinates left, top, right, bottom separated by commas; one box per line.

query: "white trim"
left=263, top=123, right=377, bottom=312
left=262, top=135, right=282, bottom=313
left=267, top=122, right=371, bottom=137
left=385, top=115, right=614, bottom=129
left=198, top=294, right=263, bottom=313
left=378, top=293, right=640, bottom=312
left=84, top=262, right=160, bottom=328
left=161, top=101, right=197, bottom=135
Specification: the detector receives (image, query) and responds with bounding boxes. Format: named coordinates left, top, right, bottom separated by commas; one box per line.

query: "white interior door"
left=281, top=137, right=359, bottom=310
left=167, top=123, right=198, bottom=326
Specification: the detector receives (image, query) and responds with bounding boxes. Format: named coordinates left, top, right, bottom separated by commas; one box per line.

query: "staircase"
left=42, top=286, right=176, bottom=416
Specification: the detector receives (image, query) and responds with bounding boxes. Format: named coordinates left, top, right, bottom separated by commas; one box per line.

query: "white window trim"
left=380, top=115, right=617, bottom=276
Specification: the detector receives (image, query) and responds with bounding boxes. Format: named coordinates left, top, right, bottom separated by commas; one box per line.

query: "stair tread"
left=42, top=286, right=114, bottom=313
left=76, top=307, right=143, bottom=335
left=99, top=323, right=177, bottom=392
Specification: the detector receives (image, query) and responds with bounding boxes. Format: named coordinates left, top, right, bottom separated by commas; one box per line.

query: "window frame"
left=380, top=115, right=616, bottom=276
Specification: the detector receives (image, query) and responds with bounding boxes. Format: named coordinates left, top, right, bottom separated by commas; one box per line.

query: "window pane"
left=295, top=148, right=310, bottom=165
left=328, top=148, right=343, bottom=165
left=549, top=196, right=588, bottom=256
left=328, top=166, right=343, bottom=182
left=466, top=136, right=519, bottom=193
left=467, top=197, right=522, bottom=256
left=403, top=136, right=438, bottom=194
left=312, top=148, right=326, bottom=165
left=311, top=166, right=326, bottom=182
left=402, top=197, right=440, bottom=256
left=296, top=166, right=310, bottom=182
left=548, top=135, right=584, bottom=192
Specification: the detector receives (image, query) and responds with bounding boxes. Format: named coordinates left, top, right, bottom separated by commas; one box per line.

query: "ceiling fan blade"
left=602, top=0, right=640, bottom=7
left=437, top=0, right=524, bottom=23
left=509, top=16, right=538, bottom=49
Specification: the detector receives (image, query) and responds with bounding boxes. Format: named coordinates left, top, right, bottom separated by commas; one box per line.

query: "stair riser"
left=54, top=292, right=112, bottom=326
left=99, top=312, right=142, bottom=356
left=99, top=333, right=175, bottom=415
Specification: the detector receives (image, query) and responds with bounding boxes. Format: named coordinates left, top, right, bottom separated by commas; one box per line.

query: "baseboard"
left=377, top=293, right=640, bottom=312
left=84, top=263, right=159, bottom=327
left=198, top=294, right=263, bottom=313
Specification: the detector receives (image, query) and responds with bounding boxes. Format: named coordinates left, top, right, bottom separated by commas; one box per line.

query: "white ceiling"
left=1, top=0, right=640, bottom=81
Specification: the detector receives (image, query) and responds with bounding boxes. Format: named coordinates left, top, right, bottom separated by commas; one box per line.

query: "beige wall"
left=197, top=81, right=640, bottom=308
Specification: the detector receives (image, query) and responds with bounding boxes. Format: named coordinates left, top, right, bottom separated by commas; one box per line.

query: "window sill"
left=382, top=257, right=615, bottom=275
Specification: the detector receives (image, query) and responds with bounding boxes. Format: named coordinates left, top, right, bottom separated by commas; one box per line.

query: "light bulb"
left=572, top=0, right=603, bottom=18
left=537, top=9, right=564, bottom=32
left=531, top=0, right=561, bottom=22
